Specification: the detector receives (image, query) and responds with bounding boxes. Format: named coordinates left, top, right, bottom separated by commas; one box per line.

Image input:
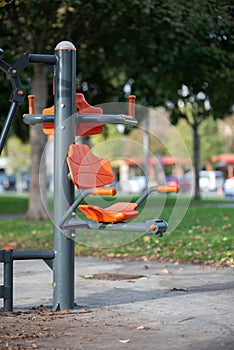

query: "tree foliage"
left=0, top=0, right=233, bottom=205
left=126, top=0, right=234, bottom=117
left=1, top=0, right=233, bottom=131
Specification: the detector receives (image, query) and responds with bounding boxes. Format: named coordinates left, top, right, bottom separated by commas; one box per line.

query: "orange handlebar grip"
left=28, top=95, right=35, bottom=114
left=128, top=95, right=136, bottom=117
left=4, top=245, right=13, bottom=251
left=92, top=187, right=117, bottom=196
left=157, top=185, right=179, bottom=193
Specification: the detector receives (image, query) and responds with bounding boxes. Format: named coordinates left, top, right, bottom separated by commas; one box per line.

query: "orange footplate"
left=78, top=202, right=138, bottom=223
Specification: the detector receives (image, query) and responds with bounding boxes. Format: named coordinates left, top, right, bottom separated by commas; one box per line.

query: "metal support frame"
left=0, top=42, right=76, bottom=312
left=23, top=113, right=138, bottom=127
left=0, top=40, right=173, bottom=312
left=2, top=248, right=13, bottom=312
left=0, top=50, right=56, bottom=155
left=62, top=219, right=168, bottom=236
left=0, top=102, right=19, bottom=154
left=52, top=41, right=76, bottom=311
left=0, top=248, right=55, bottom=312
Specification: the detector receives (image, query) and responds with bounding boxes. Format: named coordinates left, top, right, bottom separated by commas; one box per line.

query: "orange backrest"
left=76, top=93, right=103, bottom=136
left=42, top=93, right=103, bottom=136
left=67, top=144, right=114, bottom=189
left=43, top=105, right=54, bottom=136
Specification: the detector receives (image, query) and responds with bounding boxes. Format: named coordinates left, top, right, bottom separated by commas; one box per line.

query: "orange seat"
left=78, top=202, right=138, bottom=223
left=67, top=144, right=114, bottom=189
left=67, top=143, right=140, bottom=223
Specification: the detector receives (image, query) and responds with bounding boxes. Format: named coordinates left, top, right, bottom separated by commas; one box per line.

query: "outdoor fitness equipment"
left=0, top=41, right=179, bottom=312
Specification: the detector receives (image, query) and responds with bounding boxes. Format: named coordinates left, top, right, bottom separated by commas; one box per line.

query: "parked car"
left=0, top=173, right=9, bottom=192
left=223, top=177, right=234, bottom=196
left=199, top=170, right=224, bottom=192
left=7, top=174, right=16, bottom=191
left=120, top=176, right=147, bottom=193
left=21, top=173, right=31, bottom=192
left=166, top=175, right=191, bottom=192
left=0, top=172, right=16, bottom=192
left=20, top=173, right=53, bottom=192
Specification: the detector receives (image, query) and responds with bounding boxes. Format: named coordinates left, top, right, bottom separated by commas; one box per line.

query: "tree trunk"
left=24, top=64, right=48, bottom=220
left=193, top=123, right=201, bottom=200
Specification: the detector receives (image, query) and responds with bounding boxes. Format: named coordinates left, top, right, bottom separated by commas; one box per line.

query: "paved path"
left=0, top=256, right=234, bottom=349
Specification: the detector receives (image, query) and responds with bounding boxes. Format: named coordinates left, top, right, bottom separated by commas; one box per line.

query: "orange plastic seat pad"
left=67, top=144, right=114, bottom=189
left=78, top=202, right=138, bottom=223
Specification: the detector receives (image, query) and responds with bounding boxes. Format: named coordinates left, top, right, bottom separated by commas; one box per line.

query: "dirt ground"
left=0, top=257, right=234, bottom=350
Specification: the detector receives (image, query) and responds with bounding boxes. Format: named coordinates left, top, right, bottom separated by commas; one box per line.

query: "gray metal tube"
left=53, top=41, right=76, bottom=311
left=144, top=111, right=150, bottom=180
left=23, top=113, right=138, bottom=127
left=29, top=54, right=57, bottom=65
left=77, top=114, right=138, bottom=126
left=62, top=218, right=167, bottom=236
left=23, top=114, right=54, bottom=125
left=0, top=101, right=18, bottom=154
left=59, top=189, right=92, bottom=229
left=3, top=248, right=13, bottom=312
left=12, top=249, right=55, bottom=260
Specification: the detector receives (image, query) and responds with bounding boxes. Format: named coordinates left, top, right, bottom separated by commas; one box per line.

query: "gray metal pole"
left=144, top=111, right=150, bottom=180
left=3, top=247, right=13, bottom=312
left=53, top=41, right=76, bottom=311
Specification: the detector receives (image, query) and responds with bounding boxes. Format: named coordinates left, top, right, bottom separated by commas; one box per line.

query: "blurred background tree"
left=0, top=0, right=233, bottom=210
left=0, top=0, right=151, bottom=218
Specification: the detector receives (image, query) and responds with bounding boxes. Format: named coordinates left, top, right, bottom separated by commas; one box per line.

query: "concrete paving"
left=0, top=256, right=234, bottom=349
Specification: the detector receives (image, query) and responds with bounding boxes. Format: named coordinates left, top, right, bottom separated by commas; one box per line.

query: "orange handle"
left=4, top=246, right=13, bottom=251
left=128, top=95, right=136, bottom=117
left=157, top=185, right=179, bottom=193
left=28, top=95, right=35, bottom=114
left=92, top=187, right=117, bottom=196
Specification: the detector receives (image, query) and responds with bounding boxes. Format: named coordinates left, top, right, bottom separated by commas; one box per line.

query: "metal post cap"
left=55, top=41, right=76, bottom=51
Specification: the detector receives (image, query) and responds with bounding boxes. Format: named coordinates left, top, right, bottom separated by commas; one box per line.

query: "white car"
left=223, top=177, right=234, bottom=196
left=120, top=176, right=147, bottom=194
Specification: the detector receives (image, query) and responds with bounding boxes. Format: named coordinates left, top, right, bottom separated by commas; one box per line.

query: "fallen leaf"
left=106, top=253, right=115, bottom=258
left=78, top=308, right=91, bottom=313
left=119, top=339, right=130, bottom=343
left=136, top=325, right=145, bottom=330
left=160, top=268, right=169, bottom=274
left=83, top=274, right=94, bottom=279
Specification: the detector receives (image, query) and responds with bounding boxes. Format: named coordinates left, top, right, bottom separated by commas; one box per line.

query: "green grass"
left=0, top=194, right=233, bottom=266
left=0, top=194, right=28, bottom=214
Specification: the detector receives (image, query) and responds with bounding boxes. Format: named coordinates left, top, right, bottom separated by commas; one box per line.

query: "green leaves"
left=0, top=0, right=233, bottom=140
